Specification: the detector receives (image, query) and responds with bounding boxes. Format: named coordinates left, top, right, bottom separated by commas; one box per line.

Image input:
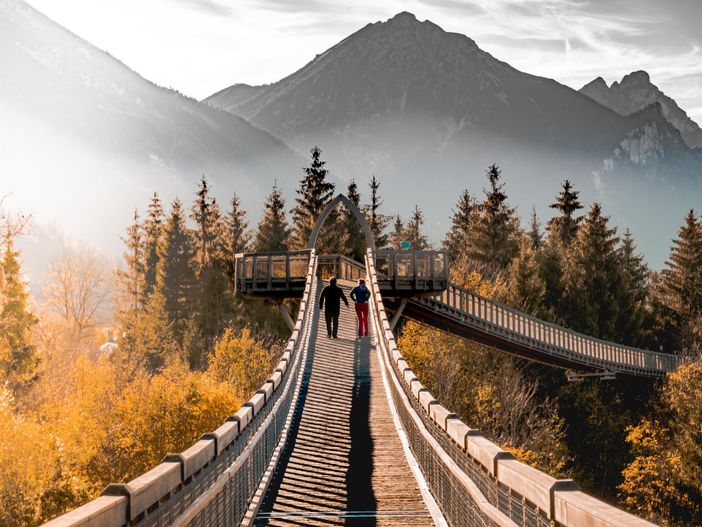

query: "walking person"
left=319, top=277, right=349, bottom=339
left=350, top=278, right=371, bottom=338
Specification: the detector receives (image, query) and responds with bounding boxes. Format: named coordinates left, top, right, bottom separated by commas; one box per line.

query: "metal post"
left=390, top=298, right=409, bottom=331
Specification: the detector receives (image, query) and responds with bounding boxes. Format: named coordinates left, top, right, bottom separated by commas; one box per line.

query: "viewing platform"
left=234, top=249, right=449, bottom=299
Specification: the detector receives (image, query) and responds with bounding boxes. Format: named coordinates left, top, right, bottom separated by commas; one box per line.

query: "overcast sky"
left=25, top=0, right=702, bottom=123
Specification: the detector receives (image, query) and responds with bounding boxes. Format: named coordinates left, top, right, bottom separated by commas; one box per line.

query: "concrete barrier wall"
left=42, top=252, right=319, bottom=527
left=365, top=249, right=657, bottom=527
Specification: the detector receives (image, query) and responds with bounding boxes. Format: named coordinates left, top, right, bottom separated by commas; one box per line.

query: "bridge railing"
left=234, top=250, right=311, bottom=296
left=44, top=252, right=319, bottom=527
left=375, top=249, right=449, bottom=293
left=422, top=283, right=679, bottom=376
left=365, top=248, right=656, bottom=527
left=317, top=253, right=365, bottom=281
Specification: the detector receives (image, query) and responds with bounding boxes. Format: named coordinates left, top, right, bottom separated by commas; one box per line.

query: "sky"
left=26, top=0, right=702, bottom=124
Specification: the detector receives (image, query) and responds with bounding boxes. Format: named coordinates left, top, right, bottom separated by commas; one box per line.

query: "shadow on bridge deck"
left=254, top=281, right=433, bottom=526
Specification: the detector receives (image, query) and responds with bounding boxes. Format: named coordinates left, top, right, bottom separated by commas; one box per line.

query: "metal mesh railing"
left=317, top=254, right=365, bottom=281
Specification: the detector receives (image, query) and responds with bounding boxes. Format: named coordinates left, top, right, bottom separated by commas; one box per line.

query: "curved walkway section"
left=254, top=280, right=434, bottom=526
left=385, top=283, right=679, bottom=377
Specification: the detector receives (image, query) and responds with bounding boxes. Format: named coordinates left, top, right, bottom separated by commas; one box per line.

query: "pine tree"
left=547, top=179, right=583, bottom=246
left=405, top=205, right=429, bottom=250
left=255, top=185, right=290, bottom=252
left=388, top=215, right=405, bottom=250
left=364, top=175, right=389, bottom=249
left=192, top=176, right=213, bottom=269
left=661, top=210, right=702, bottom=343
left=116, top=209, right=144, bottom=314
left=225, top=193, right=250, bottom=256
left=444, top=190, right=476, bottom=262
left=291, top=146, right=335, bottom=250
left=153, top=199, right=196, bottom=347
left=563, top=203, right=622, bottom=339
left=528, top=207, right=543, bottom=250
left=615, top=229, right=649, bottom=346
left=343, top=180, right=366, bottom=261
left=0, top=230, right=39, bottom=394
left=465, top=164, right=520, bottom=274
left=509, top=237, right=545, bottom=314
left=143, top=193, right=165, bottom=303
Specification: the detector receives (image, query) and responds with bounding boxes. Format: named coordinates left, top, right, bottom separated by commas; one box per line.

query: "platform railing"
left=418, top=282, right=680, bottom=376
left=234, top=250, right=311, bottom=295
left=43, top=252, right=319, bottom=527
left=375, top=249, right=449, bottom=292
left=317, top=253, right=365, bottom=281
left=366, top=248, right=657, bottom=527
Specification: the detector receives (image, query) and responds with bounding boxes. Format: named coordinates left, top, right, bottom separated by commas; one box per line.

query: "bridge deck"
left=255, top=280, right=434, bottom=526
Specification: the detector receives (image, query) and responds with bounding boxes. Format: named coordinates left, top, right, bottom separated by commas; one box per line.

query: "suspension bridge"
left=45, top=195, right=679, bottom=527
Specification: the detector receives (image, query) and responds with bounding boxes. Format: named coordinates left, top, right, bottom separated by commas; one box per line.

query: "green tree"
left=142, top=193, right=165, bottom=303
left=405, top=205, right=429, bottom=250
left=116, top=209, right=144, bottom=314
left=254, top=185, right=290, bottom=252
left=509, top=237, right=545, bottom=314
left=563, top=203, right=622, bottom=339
left=528, top=207, right=543, bottom=250
left=465, top=164, right=520, bottom=275
left=547, top=179, right=583, bottom=246
left=0, top=231, right=39, bottom=395
left=387, top=215, right=405, bottom=250
left=153, top=199, right=196, bottom=347
left=224, top=192, right=250, bottom=259
left=444, top=190, right=477, bottom=262
left=660, top=210, right=702, bottom=347
left=343, top=180, right=366, bottom=261
left=616, top=229, right=649, bottom=346
left=291, top=146, right=335, bottom=250
left=364, top=175, right=390, bottom=249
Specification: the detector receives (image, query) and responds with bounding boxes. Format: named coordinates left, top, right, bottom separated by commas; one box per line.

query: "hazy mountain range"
left=205, top=12, right=701, bottom=267
left=0, top=0, right=300, bottom=279
left=2, top=4, right=701, bottom=276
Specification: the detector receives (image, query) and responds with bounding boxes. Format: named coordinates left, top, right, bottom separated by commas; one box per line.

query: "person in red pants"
left=350, top=278, right=371, bottom=337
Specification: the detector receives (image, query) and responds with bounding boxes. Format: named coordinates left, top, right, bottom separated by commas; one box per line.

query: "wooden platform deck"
left=254, top=280, right=434, bottom=526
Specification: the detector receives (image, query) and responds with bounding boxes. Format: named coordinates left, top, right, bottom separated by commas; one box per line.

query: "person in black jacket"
left=319, top=277, right=349, bottom=338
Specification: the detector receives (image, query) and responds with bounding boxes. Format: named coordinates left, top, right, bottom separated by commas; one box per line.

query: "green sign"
left=400, top=241, right=411, bottom=249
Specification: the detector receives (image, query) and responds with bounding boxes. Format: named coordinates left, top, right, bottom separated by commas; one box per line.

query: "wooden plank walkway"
left=255, top=280, right=434, bottom=526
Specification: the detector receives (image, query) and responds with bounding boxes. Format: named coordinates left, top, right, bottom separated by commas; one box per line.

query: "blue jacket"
left=350, top=284, right=370, bottom=304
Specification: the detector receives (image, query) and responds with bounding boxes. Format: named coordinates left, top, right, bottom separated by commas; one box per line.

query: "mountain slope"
left=0, top=0, right=300, bottom=257
left=205, top=12, right=701, bottom=266
left=580, top=71, right=702, bottom=149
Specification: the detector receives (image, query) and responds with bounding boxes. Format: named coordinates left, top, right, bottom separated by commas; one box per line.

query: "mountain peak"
left=621, top=70, right=651, bottom=85
left=580, top=71, right=702, bottom=148
left=388, top=11, right=418, bottom=23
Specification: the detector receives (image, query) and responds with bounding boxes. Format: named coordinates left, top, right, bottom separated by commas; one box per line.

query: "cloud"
left=175, top=0, right=231, bottom=16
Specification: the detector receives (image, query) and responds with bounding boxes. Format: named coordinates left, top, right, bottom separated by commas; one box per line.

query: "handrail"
left=365, top=248, right=657, bottom=527
left=420, top=282, right=679, bottom=376
left=43, top=252, right=319, bottom=527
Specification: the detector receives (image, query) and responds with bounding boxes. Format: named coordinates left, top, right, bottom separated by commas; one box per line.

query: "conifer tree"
left=444, top=190, right=476, bottom=262
left=364, top=175, right=389, bottom=248
left=116, top=209, right=145, bottom=314
left=190, top=179, right=234, bottom=366
left=343, top=180, right=366, bottom=261
left=509, top=237, right=546, bottom=313
left=616, top=229, right=649, bottom=345
left=405, top=205, right=429, bottom=250
left=528, top=207, right=543, bottom=250
left=153, top=199, right=196, bottom=347
left=255, top=185, right=290, bottom=252
left=143, top=193, right=165, bottom=303
left=0, top=230, right=39, bottom=394
left=563, top=203, right=622, bottom=339
left=465, top=164, right=519, bottom=274
left=225, top=193, right=250, bottom=256
left=291, top=146, right=335, bottom=250
left=662, top=210, right=702, bottom=325
left=547, top=179, right=583, bottom=246
left=388, top=215, right=405, bottom=250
